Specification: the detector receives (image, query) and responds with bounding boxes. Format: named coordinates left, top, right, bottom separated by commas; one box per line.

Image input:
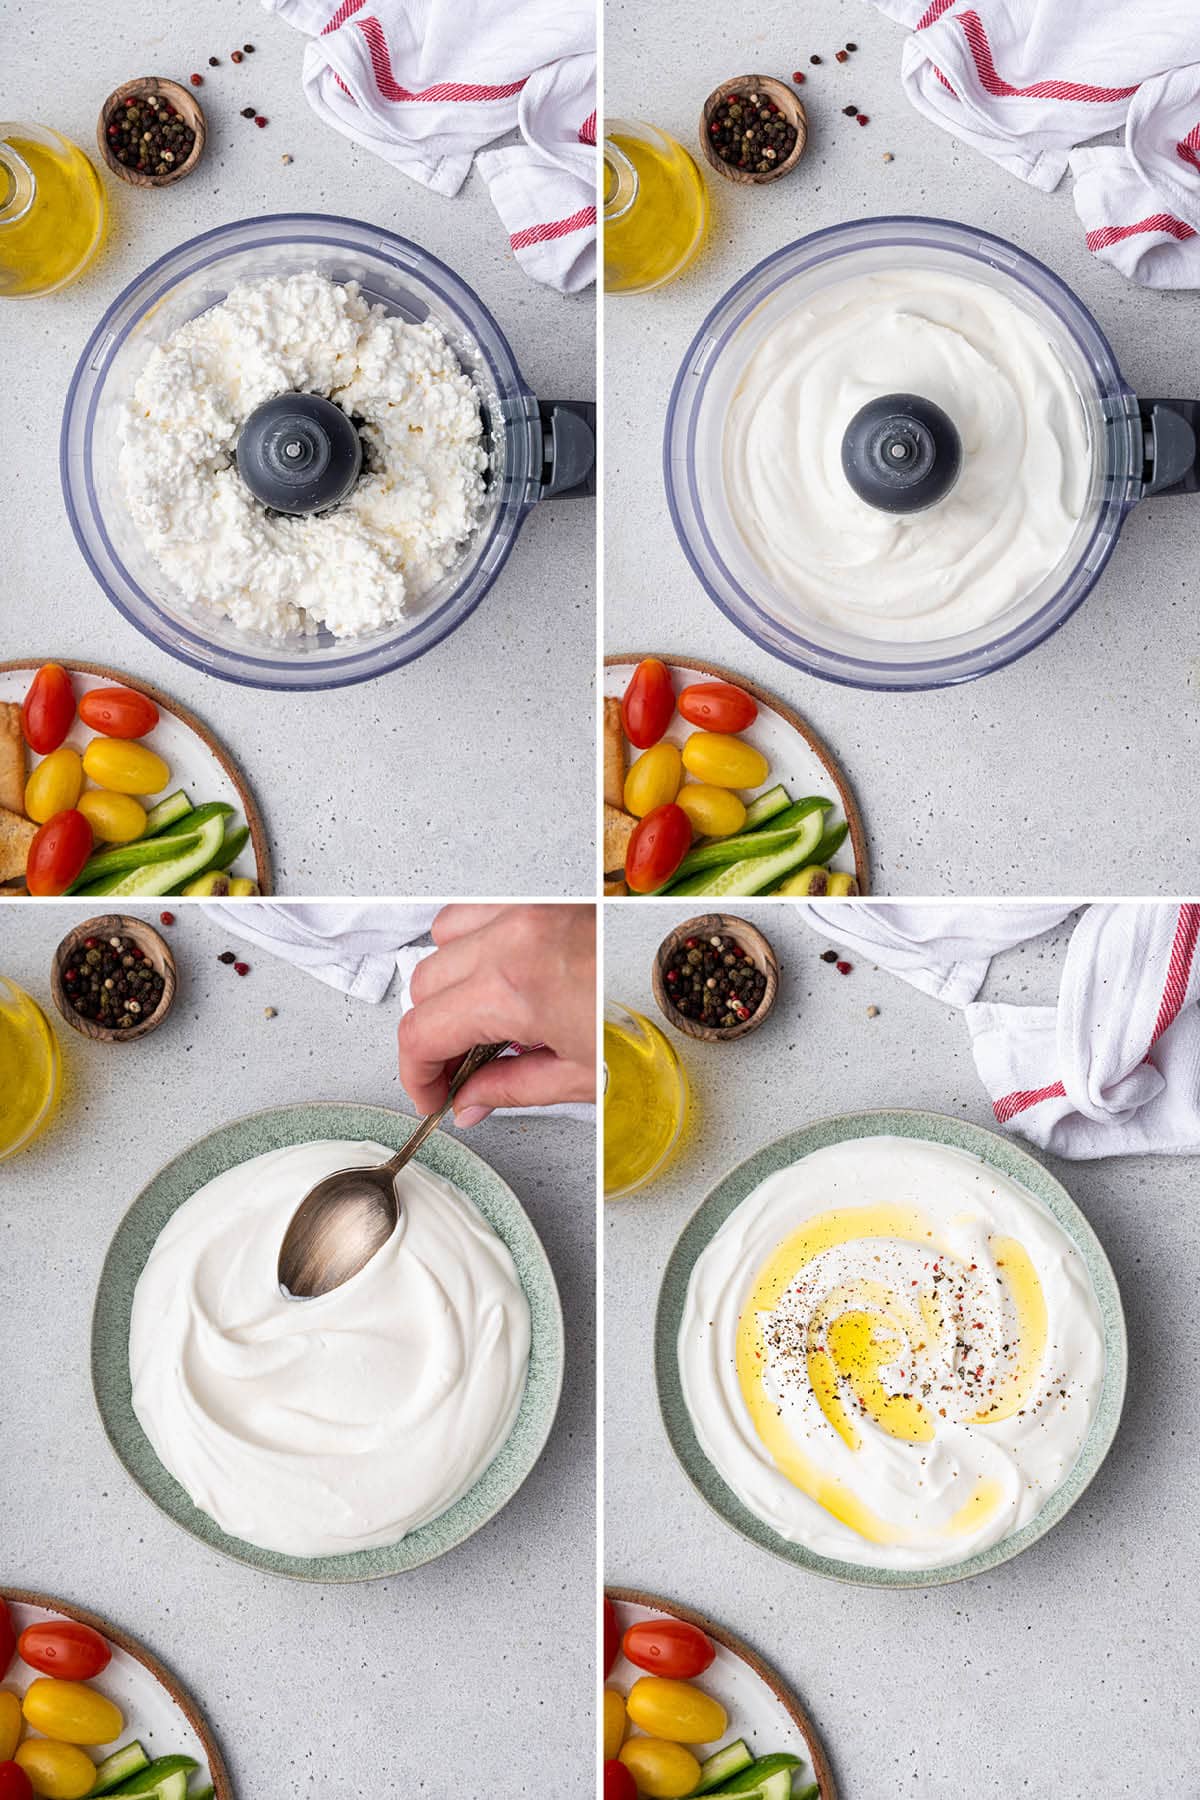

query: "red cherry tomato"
left=19, top=1620, right=111, bottom=1682
left=20, top=663, right=76, bottom=755
left=78, top=686, right=159, bottom=740
left=677, top=681, right=758, bottom=734
left=0, top=1764, right=33, bottom=1800
left=623, top=1618, right=715, bottom=1680
left=25, top=809, right=93, bottom=897
left=0, top=1600, right=14, bottom=1679
left=620, top=658, right=675, bottom=750
left=603, top=1760, right=637, bottom=1800
left=625, top=803, right=691, bottom=894
left=604, top=1596, right=620, bottom=1678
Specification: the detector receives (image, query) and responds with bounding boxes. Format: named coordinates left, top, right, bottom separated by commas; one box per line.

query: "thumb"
left=453, top=1048, right=585, bottom=1124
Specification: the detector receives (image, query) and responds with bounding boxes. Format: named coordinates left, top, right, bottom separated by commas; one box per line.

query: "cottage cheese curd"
left=679, top=1137, right=1106, bottom=1571
left=130, top=1141, right=530, bottom=1557
left=119, top=273, right=488, bottom=641
left=721, top=268, right=1091, bottom=643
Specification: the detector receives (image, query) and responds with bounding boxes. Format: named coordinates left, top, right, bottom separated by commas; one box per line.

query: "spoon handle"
left=387, top=1042, right=512, bottom=1175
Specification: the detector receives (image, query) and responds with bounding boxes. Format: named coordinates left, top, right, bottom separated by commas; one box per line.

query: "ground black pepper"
left=62, top=934, right=164, bottom=1030
left=664, top=933, right=767, bottom=1028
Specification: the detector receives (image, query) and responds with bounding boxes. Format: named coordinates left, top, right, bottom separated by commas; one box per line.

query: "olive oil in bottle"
left=0, top=977, right=61, bottom=1158
left=604, top=119, right=708, bottom=295
left=603, top=1002, right=689, bottom=1198
left=0, top=124, right=106, bottom=298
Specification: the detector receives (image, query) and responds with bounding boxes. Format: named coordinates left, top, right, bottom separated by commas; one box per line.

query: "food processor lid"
left=840, top=392, right=962, bottom=514
left=235, top=392, right=363, bottom=515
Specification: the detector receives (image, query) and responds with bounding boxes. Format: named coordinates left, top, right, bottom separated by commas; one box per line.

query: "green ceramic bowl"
left=656, top=1109, right=1127, bottom=1589
left=92, top=1103, right=565, bottom=1581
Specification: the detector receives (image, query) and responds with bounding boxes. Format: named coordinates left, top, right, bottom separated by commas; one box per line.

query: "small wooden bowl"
left=700, top=76, right=807, bottom=186
left=52, top=915, right=177, bottom=1044
left=97, top=78, right=206, bottom=188
left=653, top=913, right=779, bottom=1043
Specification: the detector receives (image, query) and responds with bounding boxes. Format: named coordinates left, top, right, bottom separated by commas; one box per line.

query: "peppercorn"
left=189, top=72, right=203, bottom=85
left=217, top=951, right=237, bottom=964
left=254, top=115, right=268, bottom=128
left=842, top=103, right=858, bottom=115
left=835, top=49, right=849, bottom=62
left=856, top=112, right=870, bottom=125
left=234, top=961, right=250, bottom=976
left=707, top=91, right=797, bottom=176
left=208, top=55, right=220, bottom=66
left=107, top=94, right=196, bottom=177
left=241, top=106, right=256, bottom=118
left=836, top=960, right=853, bottom=975
left=820, top=949, right=839, bottom=964
left=809, top=53, right=822, bottom=64
left=160, top=911, right=175, bottom=926
left=231, top=49, right=244, bottom=62
left=791, top=70, right=806, bottom=83
left=845, top=41, right=858, bottom=51
left=663, top=932, right=767, bottom=1029
left=243, top=42, right=255, bottom=52
left=61, top=933, right=164, bottom=1027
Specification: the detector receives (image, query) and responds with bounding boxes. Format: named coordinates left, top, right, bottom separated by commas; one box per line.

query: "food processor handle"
left=537, top=400, right=596, bottom=500
left=1138, top=398, right=1200, bottom=498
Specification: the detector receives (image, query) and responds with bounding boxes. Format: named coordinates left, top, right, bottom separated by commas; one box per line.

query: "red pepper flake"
left=189, top=72, right=203, bottom=85
left=254, top=115, right=268, bottom=127
left=234, top=961, right=250, bottom=976
left=856, top=112, right=870, bottom=126
left=836, top=960, right=853, bottom=975
left=159, top=911, right=175, bottom=926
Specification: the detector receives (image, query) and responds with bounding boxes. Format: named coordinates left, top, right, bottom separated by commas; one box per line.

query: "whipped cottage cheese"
left=679, top=1137, right=1106, bottom=1571
left=721, top=269, right=1091, bottom=643
left=119, top=273, right=488, bottom=641
left=130, top=1141, right=530, bottom=1557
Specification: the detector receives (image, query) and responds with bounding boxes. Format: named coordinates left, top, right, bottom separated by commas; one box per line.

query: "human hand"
left=397, top=903, right=596, bottom=1125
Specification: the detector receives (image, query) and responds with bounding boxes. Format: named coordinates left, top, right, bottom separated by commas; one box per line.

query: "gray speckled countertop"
left=0, top=901, right=594, bottom=1795
left=2, top=0, right=594, bottom=895
left=605, top=900, right=1200, bottom=1796
left=605, top=0, right=1199, bottom=894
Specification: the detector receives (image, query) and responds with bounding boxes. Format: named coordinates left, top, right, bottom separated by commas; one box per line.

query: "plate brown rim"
left=1, top=1586, right=234, bottom=1797
left=604, top=653, right=870, bottom=896
left=0, top=659, right=272, bottom=895
left=606, top=1585, right=838, bottom=1798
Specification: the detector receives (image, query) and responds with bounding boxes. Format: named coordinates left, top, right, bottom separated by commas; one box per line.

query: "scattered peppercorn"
left=234, top=961, right=250, bottom=976
left=254, top=115, right=268, bottom=128
left=820, top=949, right=839, bottom=964
left=241, top=105, right=256, bottom=118
left=791, top=70, right=806, bottom=83
left=842, top=103, right=858, bottom=115
left=107, top=94, right=196, bottom=177
left=281, top=152, right=293, bottom=163
left=62, top=933, right=164, bottom=1029
left=264, top=1006, right=277, bottom=1019
left=856, top=112, right=870, bottom=125
left=160, top=911, right=175, bottom=926
left=208, top=55, right=220, bottom=66
left=243, top=42, right=255, bottom=52
left=231, top=49, right=244, bottom=63
left=835, top=49, right=849, bottom=62
left=867, top=1004, right=880, bottom=1018
left=809, top=54, right=822, bottom=64
left=836, top=960, right=853, bottom=975
left=707, top=90, right=797, bottom=175
left=846, top=41, right=858, bottom=51
left=189, top=72, right=203, bottom=85
left=664, top=932, right=767, bottom=1029
left=883, top=151, right=894, bottom=161
left=217, top=951, right=237, bottom=965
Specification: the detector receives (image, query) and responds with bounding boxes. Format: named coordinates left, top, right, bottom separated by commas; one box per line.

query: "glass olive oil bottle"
left=0, top=124, right=106, bottom=298
left=604, top=119, right=708, bottom=295
left=603, top=1002, right=689, bottom=1197
left=0, top=977, right=61, bottom=1158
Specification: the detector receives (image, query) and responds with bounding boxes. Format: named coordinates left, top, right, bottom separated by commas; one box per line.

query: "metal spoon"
left=277, top=1042, right=510, bottom=1299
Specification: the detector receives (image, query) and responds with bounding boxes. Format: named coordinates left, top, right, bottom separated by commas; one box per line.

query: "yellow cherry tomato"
left=624, top=742, right=683, bottom=818
left=626, top=1675, right=728, bottom=1745
left=603, top=1687, right=627, bottom=1761
left=14, top=1739, right=97, bottom=1799
left=76, top=789, right=148, bottom=844
left=618, top=1737, right=701, bottom=1798
left=0, top=1689, right=22, bottom=1760
left=675, top=783, right=747, bottom=839
left=680, top=732, right=768, bottom=791
left=22, top=1678, right=123, bottom=1746
left=24, top=747, right=83, bottom=824
left=81, top=739, right=169, bottom=798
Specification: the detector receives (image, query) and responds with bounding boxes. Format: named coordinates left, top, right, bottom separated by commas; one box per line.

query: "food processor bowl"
left=61, top=214, right=594, bottom=690
left=664, top=217, right=1199, bottom=691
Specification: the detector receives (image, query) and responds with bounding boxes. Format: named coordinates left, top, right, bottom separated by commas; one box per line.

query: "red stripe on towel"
left=510, top=203, right=596, bottom=251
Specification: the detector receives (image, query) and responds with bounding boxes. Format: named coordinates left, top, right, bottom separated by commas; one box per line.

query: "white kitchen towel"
left=799, top=901, right=1200, bottom=1156
left=203, top=900, right=593, bottom=1120
left=868, top=0, right=1200, bottom=287
left=264, top=0, right=597, bottom=292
